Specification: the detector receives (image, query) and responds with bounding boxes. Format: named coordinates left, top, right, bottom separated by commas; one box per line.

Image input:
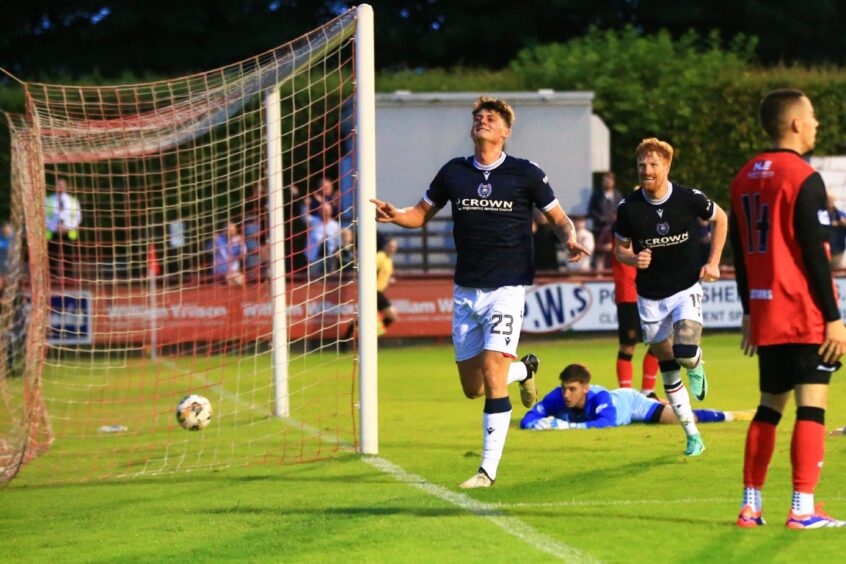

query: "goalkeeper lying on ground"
left=521, top=363, right=747, bottom=430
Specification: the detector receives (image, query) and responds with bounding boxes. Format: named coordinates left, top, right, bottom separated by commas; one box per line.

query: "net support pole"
left=267, top=86, right=290, bottom=418
left=356, top=3, right=378, bottom=455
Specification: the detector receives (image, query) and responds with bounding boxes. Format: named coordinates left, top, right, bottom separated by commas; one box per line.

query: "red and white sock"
left=791, top=406, right=826, bottom=513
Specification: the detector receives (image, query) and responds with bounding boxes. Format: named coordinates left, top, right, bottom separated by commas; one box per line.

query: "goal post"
left=266, top=85, right=290, bottom=419
left=0, top=5, right=378, bottom=484
left=355, top=4, right=378, bottom=456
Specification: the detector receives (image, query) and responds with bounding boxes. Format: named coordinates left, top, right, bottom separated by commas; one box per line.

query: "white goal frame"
left=265, top=4, right=377, bottom=453
left=354, top=4, right=378, bottom=455
left=1, top=4, right=380, bottom=485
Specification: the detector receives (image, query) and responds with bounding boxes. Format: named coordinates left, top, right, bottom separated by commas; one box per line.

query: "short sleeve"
left=527, top=162, right=557, bottom=212
left=690, top=188, right=716, bottom=221
left=424, top=163, right=451, bottom=208
left=614, top=199, right=632, bottom=241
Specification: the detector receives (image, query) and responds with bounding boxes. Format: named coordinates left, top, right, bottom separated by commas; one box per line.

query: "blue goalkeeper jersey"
left=520, top=385, right=618, bottom=429
left=520, top=385, right=663, bottom=429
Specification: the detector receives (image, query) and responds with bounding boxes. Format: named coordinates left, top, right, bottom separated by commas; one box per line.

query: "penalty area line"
left=363, top=456, right=598, bottom=563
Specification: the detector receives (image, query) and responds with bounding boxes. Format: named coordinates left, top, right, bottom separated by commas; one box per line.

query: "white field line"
left=165, top=359, right=596, bottom=562
left=363, top=456, right=598, bottom=563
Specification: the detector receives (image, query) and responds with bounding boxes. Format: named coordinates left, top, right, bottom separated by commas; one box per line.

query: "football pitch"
left=3, top=332, right=846, bottom=562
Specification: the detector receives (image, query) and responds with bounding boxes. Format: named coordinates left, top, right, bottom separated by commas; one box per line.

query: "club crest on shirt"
left=477, top=183, right=493, bottom=198
left=656, top=222, right=670, bottom=235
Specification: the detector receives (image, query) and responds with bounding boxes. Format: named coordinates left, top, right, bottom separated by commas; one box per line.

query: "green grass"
left=2, top=350, right=358, bottom=482
left=4, top=333, right=846, bottom=562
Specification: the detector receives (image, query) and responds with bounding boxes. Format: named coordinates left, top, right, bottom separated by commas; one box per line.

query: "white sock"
left=662, top=371, right=699, bottom=437
left=506, top=361, right=528, bottom=385
left=742, top=487, right=762, bottom=512
left=480, top=410, right=511, bottom=480
left=792, top=491, right=815, bottom=515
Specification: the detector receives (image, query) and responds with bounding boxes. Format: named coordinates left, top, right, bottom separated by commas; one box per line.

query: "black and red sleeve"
left=794, top=172, right=840, bottom=322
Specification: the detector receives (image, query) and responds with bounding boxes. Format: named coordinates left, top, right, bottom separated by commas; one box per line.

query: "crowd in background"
left=30, top=170, right=846, bottom=288
left=36, top=174, right=358, bottom=287
left=205, top=175, right=357, bottom=286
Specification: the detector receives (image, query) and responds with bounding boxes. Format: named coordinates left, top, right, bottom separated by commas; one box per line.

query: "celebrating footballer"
left=371, top=96, right=589, bottom=489
left=614, top=137, right=728, bottom=457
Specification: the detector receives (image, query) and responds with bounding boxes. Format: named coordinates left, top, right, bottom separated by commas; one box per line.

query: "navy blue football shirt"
left=614, top=183, right=715, bottom=300
left=425, top=153, right=558, bottom=288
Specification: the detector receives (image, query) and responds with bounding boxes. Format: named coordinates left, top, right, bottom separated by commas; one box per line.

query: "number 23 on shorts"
left=490, top=313, right=514, bottom=335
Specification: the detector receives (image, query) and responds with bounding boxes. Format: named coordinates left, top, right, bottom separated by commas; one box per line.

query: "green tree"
left=511, top=27, right=759, bottom=203
left=4, top=1, right=846, bottom=77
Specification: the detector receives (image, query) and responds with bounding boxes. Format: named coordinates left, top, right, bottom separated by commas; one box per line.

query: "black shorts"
left=757, top=344, right=841, bottom=394
left=377, top=291, right=391, bottom=312
left=616, top=302, right=643, bottom=346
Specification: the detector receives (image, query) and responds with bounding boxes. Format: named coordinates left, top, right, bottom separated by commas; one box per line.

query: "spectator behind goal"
left=209, top=222, right=245, bottom=286
left=306, top=202, right=341, bottom=278
left=45, top=177, right=82, bottom=281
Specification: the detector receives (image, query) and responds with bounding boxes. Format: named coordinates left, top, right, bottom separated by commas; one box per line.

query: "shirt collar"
left=472, top=152, right=507, bottom=171
left=643, top=182, right=673, bottom=206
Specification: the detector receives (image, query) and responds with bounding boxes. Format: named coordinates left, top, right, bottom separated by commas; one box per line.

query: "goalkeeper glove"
left=530, top=416, right=570, bottom=430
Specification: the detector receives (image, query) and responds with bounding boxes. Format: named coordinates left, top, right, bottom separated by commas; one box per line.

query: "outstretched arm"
left=520, top=398, right=550, bottom=429
left=370, top=198, right=437, bottom=229
left=543, top=204, right=590, bottom=263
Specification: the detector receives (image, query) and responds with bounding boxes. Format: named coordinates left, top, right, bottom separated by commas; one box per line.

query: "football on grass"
left=176, top=394, right=212, bottom=431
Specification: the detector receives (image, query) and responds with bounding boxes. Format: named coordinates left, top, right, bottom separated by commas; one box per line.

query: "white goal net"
left=0, top=5, right=377, bottom=484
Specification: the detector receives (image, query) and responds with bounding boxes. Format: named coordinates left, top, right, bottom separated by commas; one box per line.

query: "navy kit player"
left=614, top=138, right=728, bottom=456
left=371, top=96, right=590, bottom=488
